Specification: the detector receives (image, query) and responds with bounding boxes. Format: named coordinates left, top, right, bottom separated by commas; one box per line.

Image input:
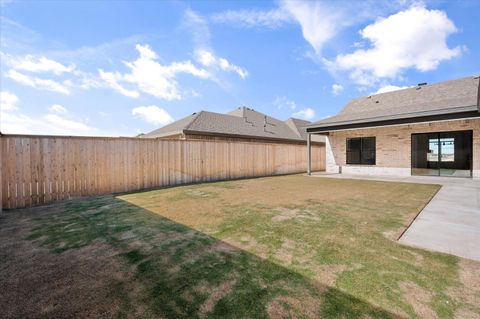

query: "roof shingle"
left=310, top=76, right=480, bottom=128
left=143, top=106, right=323, bottom=142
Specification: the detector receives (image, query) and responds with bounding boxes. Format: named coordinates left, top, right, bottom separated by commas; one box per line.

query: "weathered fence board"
left=0, top=135, right=325, bottom=210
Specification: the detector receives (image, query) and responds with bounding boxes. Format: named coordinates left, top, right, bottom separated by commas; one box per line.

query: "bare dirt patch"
left=455, top=308, right=480, bottom=319
left=268, top=291, right=322, bottom=319
left=267, top=299, right=290, bottom=319
left=458, top=259, right=480, bottom=299
left=274, top=239, right=296, bottom=265
left=449, top=258, right=480, bottom=318
left=271, top=207, right=321, bottom=223
left=383, top=229, right=400, bottom=241
left=198, top=278, right=237, bottom=316
left=400, top=282, right=436, bottom=319
left=224, top=234, right=269, bottom=259
left=313, top=264, right=348, bottom=288
left=182, top=240, right=239, bottom=265
left=408, top=251, right=425, bottom=265
left=272, top=207, right=300, bottom=222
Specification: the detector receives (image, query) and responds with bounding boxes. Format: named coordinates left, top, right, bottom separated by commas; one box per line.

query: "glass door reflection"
left=411, top=131, right=472, bottom=177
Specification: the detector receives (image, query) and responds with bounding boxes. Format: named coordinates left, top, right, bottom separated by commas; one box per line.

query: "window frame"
left=346, top=137, right=376, bottom=165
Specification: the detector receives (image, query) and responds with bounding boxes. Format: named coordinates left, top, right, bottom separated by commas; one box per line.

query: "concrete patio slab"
left=309, top=172, right=480, bottom=261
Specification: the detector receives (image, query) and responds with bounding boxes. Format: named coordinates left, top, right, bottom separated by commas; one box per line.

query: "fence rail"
left=0, top=135, right=325, bottom=209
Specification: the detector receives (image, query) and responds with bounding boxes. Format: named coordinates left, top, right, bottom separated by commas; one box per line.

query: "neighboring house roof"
left=143, top=107, right=324, bottom=143
left=308, top=76, right=480, bottom=132
left=285, top=118, right=311, bottom=140
left=144, top=112, right=201, bottom=137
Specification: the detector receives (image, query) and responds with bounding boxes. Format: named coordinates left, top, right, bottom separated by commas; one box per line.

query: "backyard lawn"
left=1, top=175, right=479, bottom=318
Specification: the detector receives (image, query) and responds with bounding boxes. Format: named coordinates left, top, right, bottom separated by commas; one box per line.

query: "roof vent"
left=417, top=82, right=427, bottom=86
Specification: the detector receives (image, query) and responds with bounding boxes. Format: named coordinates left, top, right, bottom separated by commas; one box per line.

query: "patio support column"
left=307, top=133, right=311, bottom=175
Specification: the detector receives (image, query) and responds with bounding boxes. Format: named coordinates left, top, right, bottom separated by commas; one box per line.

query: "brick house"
left=306, top=76, right=480, bottom=178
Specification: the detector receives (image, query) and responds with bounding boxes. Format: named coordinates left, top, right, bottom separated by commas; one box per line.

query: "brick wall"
left=324, top=118, right=480, bottom=177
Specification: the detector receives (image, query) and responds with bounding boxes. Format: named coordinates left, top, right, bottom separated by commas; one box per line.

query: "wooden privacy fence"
left=0, top=135, right=325, bottom=210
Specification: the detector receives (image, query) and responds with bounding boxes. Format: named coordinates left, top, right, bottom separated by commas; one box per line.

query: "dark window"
left=346, top=137, right=376, bottom=165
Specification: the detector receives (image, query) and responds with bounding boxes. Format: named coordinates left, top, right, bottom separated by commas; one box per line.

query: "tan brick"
left=327, top=118, right=480, bottom=170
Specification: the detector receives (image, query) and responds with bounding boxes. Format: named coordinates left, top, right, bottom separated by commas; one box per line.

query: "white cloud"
left=373, top=85, right=410, bottom=94
left=1, top=111, right=97, bottom=135
left=332, top=84, right=344, bottom=95
left=273, top=96, right=297, bottom=110
left=210, top=1, right=338, bottom=53
left=98, top=69, right=140, bottom=98
left=8, top=55, right=75, bottom=75
left=211, top=0, right=384, bottom=55
left=183, top=8, right=211, bottom=48
left=1, top=112, right=46, bottom=134
left=2, top=53, right=78, bottom=94
left=6, top=69, right=71, bottom=94
left=211, top=8, right=291, bottom=28
left=218, top=57, right=248, bottom=78
left=335, top=4, right=462, bottom=85
left=196, top=50, right=216, bottom=66
left=0, top=90, right=18, bottom=111
left=184, top=10, right=248, bottom=80
left=281, top=0, right=344, bottom=54
left=43, top=114, right=91, bottom=131
left=132, top=105, right=174, bottom=126
left=0, top=95, right=100, bottom=135
left=1, top=0, right=14, bottom=7
left=293, top=107, right=315, bottom=120
left=48, top=104, right=67, bottom=113
left=274, top=96, right=315, bottom=120
left=195, top=49, right=248, bottom=78
left=100, top=44, right=210, bottom=100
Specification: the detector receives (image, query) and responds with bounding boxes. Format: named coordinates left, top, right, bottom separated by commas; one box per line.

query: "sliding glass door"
left=411, top=130, right=472, bottom=177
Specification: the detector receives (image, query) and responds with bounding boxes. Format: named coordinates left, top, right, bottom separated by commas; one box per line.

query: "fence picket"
left=0, top=135, right=325, bottom=209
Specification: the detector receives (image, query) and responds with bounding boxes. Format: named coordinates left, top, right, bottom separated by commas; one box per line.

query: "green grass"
left=18, top=175, right=478, bottom=318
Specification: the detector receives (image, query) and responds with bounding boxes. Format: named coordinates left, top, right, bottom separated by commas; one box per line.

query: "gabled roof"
left=143, top=106, right=322, bottom=142
left=308, top=76, right=480, bottom=132
left=143, top=112, right=201, bottom=138
left=285, top=118, right=311, bottom=140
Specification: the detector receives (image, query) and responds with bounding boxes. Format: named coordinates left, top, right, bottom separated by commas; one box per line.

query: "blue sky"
left=1, top=0, right=479, bottom=136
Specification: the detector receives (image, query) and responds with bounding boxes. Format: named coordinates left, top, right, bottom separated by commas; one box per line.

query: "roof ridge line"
left=285, top=118, right=307, bottom=139
left=184, top=111, right=204, bottom=131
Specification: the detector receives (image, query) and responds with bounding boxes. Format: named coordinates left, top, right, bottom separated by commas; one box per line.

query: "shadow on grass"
left=12, top=195, right=405, bottom=319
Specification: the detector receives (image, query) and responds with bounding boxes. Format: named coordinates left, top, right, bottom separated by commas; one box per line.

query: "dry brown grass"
left=400, top=282, right=436, bottom=318
left=0, top=213, right=137, bottom=318
left=1, top=175, right=478, bottom=319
